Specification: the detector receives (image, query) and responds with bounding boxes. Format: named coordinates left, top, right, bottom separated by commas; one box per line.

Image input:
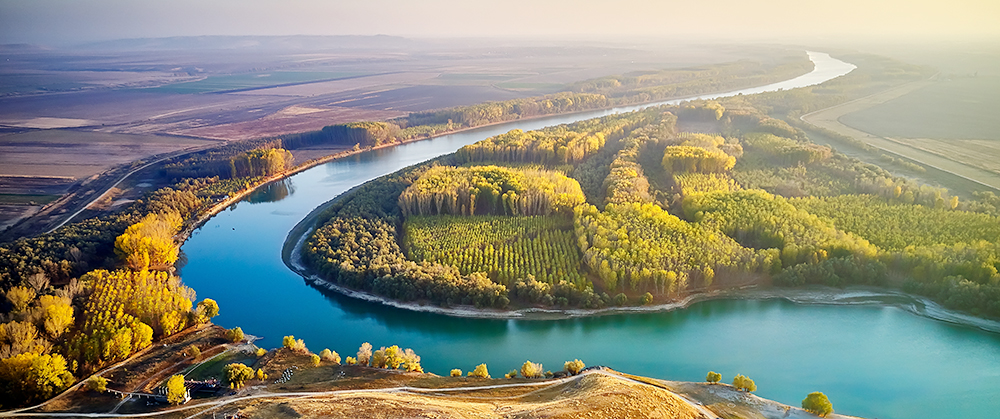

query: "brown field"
left=0, top=130, right=218, bottom=179
left=179, top=105, right=406, bottom=141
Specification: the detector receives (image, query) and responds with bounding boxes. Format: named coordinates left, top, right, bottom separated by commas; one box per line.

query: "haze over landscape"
left=2, top=0, right=998, bottom=44
left=1, top=1, right=1000, bottom=419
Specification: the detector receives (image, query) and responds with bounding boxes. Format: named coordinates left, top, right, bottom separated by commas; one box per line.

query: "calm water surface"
left=180, top=53, right=1000, bottom=419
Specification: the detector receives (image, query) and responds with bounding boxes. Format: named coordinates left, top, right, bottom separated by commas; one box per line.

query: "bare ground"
left=801, top=79, right=1000, bottom=192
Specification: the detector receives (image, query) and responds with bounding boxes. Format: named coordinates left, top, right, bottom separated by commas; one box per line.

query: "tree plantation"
left=302, top=95, right=1000, bottom=318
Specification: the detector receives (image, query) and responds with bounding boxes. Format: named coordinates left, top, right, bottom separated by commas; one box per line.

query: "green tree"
left=227, top=327, right=244, bottom=343
left=802, top=392, right=834, bottom=417
left=564, top=359, right=585, bottom=375
left=166, top=374, right=187, bottom=404
left=468, top=363, right=490, bottom=378
left=640, top=292, right=653, bottom=305
left=520, top=360, right=543, bottom=378
left=706, top=371, right=721, bottom=384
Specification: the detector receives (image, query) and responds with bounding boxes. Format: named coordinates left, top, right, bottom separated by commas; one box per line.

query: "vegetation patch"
left=404, top=215, right=586, bottom=287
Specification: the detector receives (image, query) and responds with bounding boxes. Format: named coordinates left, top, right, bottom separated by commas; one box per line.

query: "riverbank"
left=177, top=52, right=826, bottom=246
left=284, top=213, right=1000, bottom=332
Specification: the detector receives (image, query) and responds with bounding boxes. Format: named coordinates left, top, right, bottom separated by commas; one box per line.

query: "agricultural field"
left=0, top=130, right=217, bottom=179
left=838, top=76, right=1000, bottom=141
left=149, top=71, right=368, bottom=94
left=802, top=79, right=1000, bottom=191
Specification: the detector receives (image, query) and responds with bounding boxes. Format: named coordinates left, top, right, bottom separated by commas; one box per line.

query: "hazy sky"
left=1, top=0, right=998, bottom=45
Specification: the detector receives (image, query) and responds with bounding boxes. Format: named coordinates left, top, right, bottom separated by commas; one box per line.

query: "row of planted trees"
left=0, top=203, right=220, bottom=407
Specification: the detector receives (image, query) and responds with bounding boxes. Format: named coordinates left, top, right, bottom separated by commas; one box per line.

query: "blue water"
left=179, top=52, right=1000, bottom=418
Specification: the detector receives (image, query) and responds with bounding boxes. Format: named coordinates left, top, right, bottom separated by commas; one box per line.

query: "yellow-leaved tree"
left=114, top=212, right=182, bottom=270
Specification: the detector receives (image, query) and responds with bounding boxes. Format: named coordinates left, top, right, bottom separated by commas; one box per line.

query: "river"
left=179, top=52, right=1000, bottom=419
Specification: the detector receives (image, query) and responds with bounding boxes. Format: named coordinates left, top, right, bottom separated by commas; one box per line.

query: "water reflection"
left=246, top=178, right=296, bottom=204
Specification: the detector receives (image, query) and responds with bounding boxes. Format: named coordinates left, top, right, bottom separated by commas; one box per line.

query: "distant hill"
left=73, top=35, right=416, bottom=51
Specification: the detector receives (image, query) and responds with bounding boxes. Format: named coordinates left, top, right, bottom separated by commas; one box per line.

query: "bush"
left=564, top=359, right=585, bottom=375
left=468, top=363, right=490, bottom=378
left=802, top=392, right=834, bottom=417
left=226, top=327, right=244, bottom=343
left=320, top=348, right=341, bottom=364
left=450, top=369, right=462, bottom=377
left=706, top=371, right=721, bottom=383
left=282, top=335, right=307, bottom=353
left=86, top=376, right=107, bottom=392
left=613, top=293, right=628, bottom=306
left=640, top=292, right=653, bottom=305
left=505, top=370, right=518, bottom=379
left=311, top=354, right=320, bottom=366
left=187, top=345, right=201, bottom=360
left=222, top=363, right=254, bottom=389
left=732, top=374, right=757, bottom=392
left=255, top=347, right=266, bottom=357
left=345, top=356, right=357, bottom=365
left=520, top=360, right=543, bottom=378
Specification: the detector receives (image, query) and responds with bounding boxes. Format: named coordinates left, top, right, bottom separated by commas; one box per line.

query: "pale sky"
left=1, top=0, right=998, bottom=45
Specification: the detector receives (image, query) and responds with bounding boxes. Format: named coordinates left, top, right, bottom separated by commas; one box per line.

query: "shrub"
left=613, top=293, right=628, bottom=306
left=706, top=371, right=721, bottom=383
left=802, top=392, right=834, bottom=417
left=223, top=363, right=254, bottom=389
left=468, top=363, right=490, bottom=378
left=187, top=345, right=201, bottom=360
left=282, top=335, right=307, bottom=353
left=520, top=360, right=543, bottom=378
left=86, top=376, right=107, bottom=392
left=311, top=354, right=320, bottom=367
left=320, top=348, right=341, bottom=364
left=564, top=359, right=585, bottom=375
left=345, top=356, right=357, bottom=365
left=505, top=370, right=518, bottom=379
left=640, top=292, right=653, bottom=305
left=226, top=327, right=244, bottom=343
left=450, top=369, right=462, bottom=377
left=255, top=347, right=266, bottom=357
left=733, top=374, right=757, bottom=392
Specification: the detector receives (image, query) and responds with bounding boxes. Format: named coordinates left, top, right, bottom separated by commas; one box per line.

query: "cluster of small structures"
left=274, top=366, right=298, bottom=384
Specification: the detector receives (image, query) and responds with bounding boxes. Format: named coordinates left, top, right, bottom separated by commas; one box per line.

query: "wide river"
left=180, top=52, right=1000, bottom=419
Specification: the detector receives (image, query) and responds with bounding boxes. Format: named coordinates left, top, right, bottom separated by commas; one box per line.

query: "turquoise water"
left=179, top=53, right=1000, bottom=418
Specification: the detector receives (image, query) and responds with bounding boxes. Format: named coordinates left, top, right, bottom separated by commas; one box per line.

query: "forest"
left=303, top=82, right=1000, bottom=318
